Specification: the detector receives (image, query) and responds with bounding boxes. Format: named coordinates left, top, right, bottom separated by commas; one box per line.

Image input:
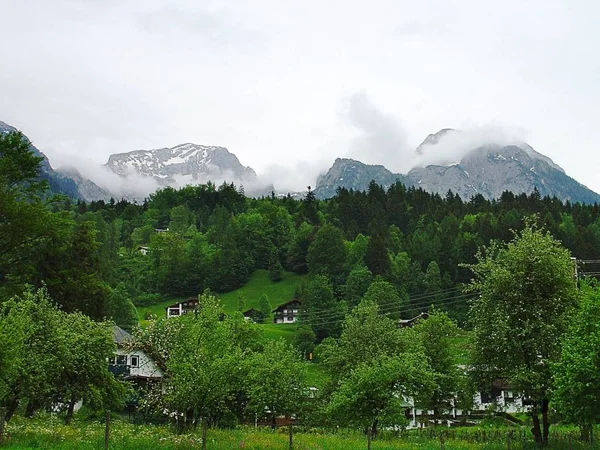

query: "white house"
left=110, top=326, right=163, bottom=384
left=165, top=298, right=199, bottom=319
left=402, top=379, right=529, bottom=428
left=272, top=300, right=301, bottom=324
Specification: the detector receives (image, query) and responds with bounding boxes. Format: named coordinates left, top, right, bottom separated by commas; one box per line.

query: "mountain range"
left=2, top=120, right=599, bottom=204
left=315, top=129, right=600, bottom=204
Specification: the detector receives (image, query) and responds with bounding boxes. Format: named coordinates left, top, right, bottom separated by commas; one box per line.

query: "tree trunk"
left=104, top=411, right=110, bottom=450
left=288, top=422, right=293, bottom=450
left=541, top=398, right=550, bottom=446
left=4, top=398, right=19, bottom=423
left=371, top=418, right=379, bottom=439
left=64, top=396, right=77, bottom=425
left=24, top=399, right=37, bottom=418
left=201, top=417, right=208, bottom=450
left=531, top=412, right=542, bottom=445
left=0, top=407, right=6, bottom=444
left=367, top=427, right=372, bottom=450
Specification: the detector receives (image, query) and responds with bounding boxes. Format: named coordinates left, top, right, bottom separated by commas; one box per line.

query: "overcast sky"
left=1, top=0, right=599, bottom=192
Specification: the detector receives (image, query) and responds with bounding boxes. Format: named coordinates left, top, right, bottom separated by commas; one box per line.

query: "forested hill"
left=4, top=119, right=600, bottom=333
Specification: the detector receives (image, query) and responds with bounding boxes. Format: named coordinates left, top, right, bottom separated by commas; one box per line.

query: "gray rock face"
left=315, top=131, right=600, bottom=204
left=0, top=120, right=109, bottom=201
left=106, top=143, right=257, bottom=187
left=407, top=143, right=600, bottom=203
left=314, top=158, right=413, bottom=199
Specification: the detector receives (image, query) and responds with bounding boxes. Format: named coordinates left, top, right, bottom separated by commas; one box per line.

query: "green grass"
left=4, top=416, right=598, bottom=450
left=218, top=269, right=306, bottom=313
left=137, top=270, right=306, bottom=323
left=260, top=323, right=299, bottom=342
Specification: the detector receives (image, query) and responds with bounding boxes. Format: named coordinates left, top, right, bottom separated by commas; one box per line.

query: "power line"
left=306, top=292, right=480, bottom=328
left=304, top=287, right=466, bottom=321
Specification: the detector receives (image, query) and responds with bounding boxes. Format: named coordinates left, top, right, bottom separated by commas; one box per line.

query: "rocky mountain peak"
left=415, top=128, right=457, bottom=155
left=105, top=143, right=257, bottom=187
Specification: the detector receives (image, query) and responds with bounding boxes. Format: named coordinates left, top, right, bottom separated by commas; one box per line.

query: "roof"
left=165, top=298, right=199, bottom=310
left=398, top=312, right=429, bottom=327
left=112, top=326, right=132, bottom=345
left=272, top=299, right=301, bottom=313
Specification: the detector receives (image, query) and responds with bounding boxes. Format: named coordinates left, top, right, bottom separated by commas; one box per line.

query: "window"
left=116, top=355, right=127, bottom=365
left=168, top=308, right=180, bottom=316
left=130, top=355, right=139, bottom=368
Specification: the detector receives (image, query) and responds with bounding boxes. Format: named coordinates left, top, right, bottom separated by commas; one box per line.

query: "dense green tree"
left=105, top=283, right=139, bottom=332
left=0, top=131, right=62, bottom=293
left=55, top=313, right=129, bottom=424
left=363, top=278, right=403, bottom=319
left=307, top=224, right=348, bottom=285
left=268, top=249, right=284, bottom=282
left=246, top=340, right=308, bottom=427
left=343, top=266, right=373, bottom=308
left=466, top=221, right=578, bottom=445
left=409, top=309, right=463, bottom=423
left=322, top=300, right=433, bottom=443
left=0, top=289, right=70, bottom=421
left=258, top=294, right=272, bottom=323
left=305, top=275, right=344, bottom=340
left=553, top=283, right=600, bottom=440
left=293, top=325, right=316, bottom=359
left=159, top=294, right=252, bottom=445
left=364, top=233, right=391, bottom=278
left=423, top=260, right=443, bottom=305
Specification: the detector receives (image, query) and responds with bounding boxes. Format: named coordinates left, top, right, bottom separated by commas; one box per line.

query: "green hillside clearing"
left=137, top=269, right=306, bottom=322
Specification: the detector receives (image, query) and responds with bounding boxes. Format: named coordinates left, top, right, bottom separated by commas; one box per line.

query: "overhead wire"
left=304, top=291, right=481, bottom=328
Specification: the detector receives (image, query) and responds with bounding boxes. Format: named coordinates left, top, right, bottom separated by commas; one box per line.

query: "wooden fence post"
left=440, top=431, right=445, bottom=450
left=288, top=422, right=293, bottom=450
left=506, top=431, right=511, bottom=450
left=367, top=427, right=372, bottom=450
left=104, top=410, right=110, bottom=450
left=0, top=407, right=6, bottom=444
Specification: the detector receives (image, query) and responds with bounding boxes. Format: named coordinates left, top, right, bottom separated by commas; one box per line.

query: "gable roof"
left=272, top=299, right=301, bottom=313
left=398, top=312, right=429, bottom=328
left=165, top=298, right=199, bottom=311
left=112, top=326, right=132, bottom=345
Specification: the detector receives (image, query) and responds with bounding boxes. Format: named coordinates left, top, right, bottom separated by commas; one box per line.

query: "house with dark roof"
left=166, top=298, right=199, bottom=318
left=242, top=308, right=260, bottom=322
left=272, top=300, right=301, bottom=324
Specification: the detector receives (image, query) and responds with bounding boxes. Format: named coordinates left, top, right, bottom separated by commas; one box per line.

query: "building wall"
left=115, top=348, right=163, bottom=379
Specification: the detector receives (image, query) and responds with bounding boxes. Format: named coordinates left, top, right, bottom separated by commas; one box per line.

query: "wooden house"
left=272, top=299, right=301, bottom=324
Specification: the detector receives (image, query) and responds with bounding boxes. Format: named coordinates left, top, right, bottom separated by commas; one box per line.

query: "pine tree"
left=258, top=294, right=272, bottom=323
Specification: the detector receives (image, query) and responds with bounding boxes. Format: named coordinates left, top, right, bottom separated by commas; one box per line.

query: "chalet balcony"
left=108, top=364, right=131, bottom=377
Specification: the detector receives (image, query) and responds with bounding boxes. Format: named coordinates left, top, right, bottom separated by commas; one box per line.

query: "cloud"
left=55, top=157, right=161, bottom=201
left=340, top=92, right=412, bottom=173
left=411, top=124, right=529, bottom=168
left=136, top=4, right=262, bottom=49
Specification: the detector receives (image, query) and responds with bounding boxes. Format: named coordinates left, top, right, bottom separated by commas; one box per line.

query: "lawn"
left=4, top=416, right=597, bottom=450
left=218, top=269, right=306, bottom=313
left=137, top=270, right=307, bottom=322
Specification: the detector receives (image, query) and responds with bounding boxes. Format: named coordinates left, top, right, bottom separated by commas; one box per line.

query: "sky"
left=1, top=0, right=600, bottom=193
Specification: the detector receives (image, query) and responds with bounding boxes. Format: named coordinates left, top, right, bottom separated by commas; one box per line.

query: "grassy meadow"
left=137, top=270, right=307, bottom=323
left=2, top=416, right=598, bottom=450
